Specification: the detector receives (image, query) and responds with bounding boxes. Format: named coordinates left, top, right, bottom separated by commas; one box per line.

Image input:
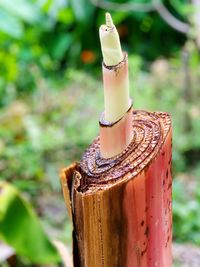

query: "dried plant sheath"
left=61, top=110, right=172, bottom=267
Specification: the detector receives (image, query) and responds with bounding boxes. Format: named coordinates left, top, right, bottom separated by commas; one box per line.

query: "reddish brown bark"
left=61, top=110, right=172, bottom=267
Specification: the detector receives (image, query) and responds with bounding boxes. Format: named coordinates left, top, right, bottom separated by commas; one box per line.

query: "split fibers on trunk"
left=61, top=110, right=172, bottom=267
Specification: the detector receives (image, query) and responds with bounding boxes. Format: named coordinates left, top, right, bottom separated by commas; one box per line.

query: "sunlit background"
left=0, top=0, right=200, bottom=266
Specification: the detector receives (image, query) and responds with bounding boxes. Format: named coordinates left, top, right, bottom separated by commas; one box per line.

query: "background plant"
left=0, top=0, right=200, bottom=265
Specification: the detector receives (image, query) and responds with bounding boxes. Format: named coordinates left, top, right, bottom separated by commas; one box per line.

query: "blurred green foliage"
left=0, top=0, right=187, bottom=107
left=0, top=0, right=200, bottom=265
left=0, top=182, right=60, bottom=264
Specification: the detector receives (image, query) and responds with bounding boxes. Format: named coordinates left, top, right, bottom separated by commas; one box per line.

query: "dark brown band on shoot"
left=99, top=103, right=132, bottom=127
left=100, top=52, right=132, bottom=158
left=102, top=52, right=127, bottom=70
left=102, top=52, right=131, bottom=125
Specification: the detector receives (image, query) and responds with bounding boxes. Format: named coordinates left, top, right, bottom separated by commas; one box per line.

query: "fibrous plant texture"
left=61, top=110, right=172, bottom=267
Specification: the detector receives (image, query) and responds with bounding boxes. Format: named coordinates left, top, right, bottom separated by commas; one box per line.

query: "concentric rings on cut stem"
left=79, top=110, right=171, bottom=189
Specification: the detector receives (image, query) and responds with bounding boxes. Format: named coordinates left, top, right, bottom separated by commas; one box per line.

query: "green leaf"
left=0, top=182, right=60, bottom=264
left=57, top=7, right=75, bottom=25
left=0, top=0, right=40, bottom=24
left=0, top=9, right=23, bottom=38
left=69, top=0, right=94, bottom=22
left=52, top=33, right=72, bottom=60
left=42, top=0, right=53, bottom=13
